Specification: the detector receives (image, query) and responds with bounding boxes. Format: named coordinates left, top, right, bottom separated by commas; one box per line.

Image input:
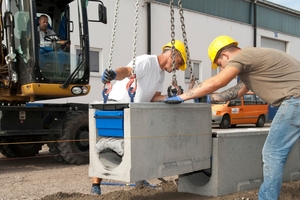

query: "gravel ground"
left=1, top=145, right=300, bottom=200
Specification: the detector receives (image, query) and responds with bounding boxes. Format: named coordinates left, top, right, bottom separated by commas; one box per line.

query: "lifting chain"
left=168, top=0, right=181, bottom=97
left=102, top=0, right=120, bottom=103
left=178, top=0, right=197, bottom=90
left=126, top=0, right=139, bottom=102
left=107, top=0, right=120, bottom=71
left=131, top=0, right=139, bottom=75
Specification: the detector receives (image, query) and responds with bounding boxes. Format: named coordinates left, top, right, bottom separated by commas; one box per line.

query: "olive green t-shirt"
left=227, top=47, right=300, bottom=106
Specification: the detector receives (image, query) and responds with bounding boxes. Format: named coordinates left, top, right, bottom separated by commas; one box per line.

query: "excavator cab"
left=0, top=0, right=106, bottom=103
left=0, top=0, right=106, bottom=164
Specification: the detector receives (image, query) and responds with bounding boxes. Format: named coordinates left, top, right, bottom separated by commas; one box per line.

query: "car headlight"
left=212, top=110, right=217, bottom=115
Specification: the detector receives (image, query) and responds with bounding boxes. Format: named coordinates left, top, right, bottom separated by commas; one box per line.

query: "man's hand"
left=164, top=96, right=184, bottom=104
left=102, top=69, right=117, bottom=84
left=64, top=40, right=71, bottom=47
left=60, top=40, right=71, bottom=51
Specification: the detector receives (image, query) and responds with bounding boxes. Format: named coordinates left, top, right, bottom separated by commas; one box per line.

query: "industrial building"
left=48, top=0, right=300, bottom=106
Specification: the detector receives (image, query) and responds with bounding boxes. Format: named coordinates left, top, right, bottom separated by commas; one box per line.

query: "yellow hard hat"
left=162, top=40, right=187, bottom=71
left=207, top=35, right=238, bottom=69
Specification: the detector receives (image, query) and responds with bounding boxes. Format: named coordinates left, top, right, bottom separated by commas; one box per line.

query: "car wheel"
left=256, top=115, right=265, bottom=127
left=220, top=115, right=230, bottom=129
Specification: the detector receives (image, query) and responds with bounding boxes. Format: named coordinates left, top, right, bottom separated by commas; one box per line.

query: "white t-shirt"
left=38, top=27, right=57, bottom=47
left=109, top=54, right=165, bottom=102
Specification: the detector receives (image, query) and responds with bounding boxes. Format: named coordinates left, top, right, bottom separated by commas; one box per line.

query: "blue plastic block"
left=95, top=110, right=124, bottom=137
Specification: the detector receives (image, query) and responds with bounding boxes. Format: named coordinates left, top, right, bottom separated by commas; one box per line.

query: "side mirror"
left=98, top=2, right=107, bottom=24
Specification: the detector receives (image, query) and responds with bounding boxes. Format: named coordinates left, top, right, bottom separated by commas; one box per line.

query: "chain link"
left=107, top=0, right=120, bottom=70
left=169, top=0, right=178, bottom=87
left=103, top=0, right=120, bottom=98
left=131, top=0, right=140, bottom=75
left=178, top=0, right=197, bottom=90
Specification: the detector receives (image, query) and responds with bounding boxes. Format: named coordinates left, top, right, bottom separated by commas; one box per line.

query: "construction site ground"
left=1, top=144, right=300, bottom=200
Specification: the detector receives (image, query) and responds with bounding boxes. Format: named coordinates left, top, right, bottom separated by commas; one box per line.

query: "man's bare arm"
left=209, top=82, right=248, bottom=102
left=151, top=92, right=167, bottom=102
left=184, top=82, right=203, bottom=98
left=178, top=66, right=241, bottom=101
left=115, top=67, right=132, bottom=80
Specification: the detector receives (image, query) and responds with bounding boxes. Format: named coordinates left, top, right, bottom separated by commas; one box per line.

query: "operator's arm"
left=57, top=40, right=66, bottom=45
left=57, top=40, right=70, bottom=46
left=209, top=82, right=249, bottom=102
left=179, top=66, right=240, bottom=101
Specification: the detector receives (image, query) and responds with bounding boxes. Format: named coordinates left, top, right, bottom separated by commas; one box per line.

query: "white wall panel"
left=41, top=1, right=300, bottom=104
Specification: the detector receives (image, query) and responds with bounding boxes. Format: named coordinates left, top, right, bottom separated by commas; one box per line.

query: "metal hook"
left=102, top=82, right=112, bottom=103
left=126, top=75, right=137, bottom=102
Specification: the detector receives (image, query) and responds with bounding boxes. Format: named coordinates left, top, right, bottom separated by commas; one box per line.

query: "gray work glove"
left=102, top=69, right=117, bottom=84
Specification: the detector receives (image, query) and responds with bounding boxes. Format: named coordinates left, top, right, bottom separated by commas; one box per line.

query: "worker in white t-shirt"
left=91, top=40, right=187, bottom=195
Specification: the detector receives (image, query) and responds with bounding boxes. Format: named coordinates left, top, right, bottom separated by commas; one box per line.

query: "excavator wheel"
left=0, top=139, right=42, bottom=157
left=0, top=140, right=11, bottom=157
left=47, top=134, right=66, bottom=163
left=58, top=110, right=89, bottom=164
left=43, top=112, right=67, bottom=163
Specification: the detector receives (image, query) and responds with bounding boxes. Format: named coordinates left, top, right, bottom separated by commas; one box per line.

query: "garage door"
left=261, top=36, right=286, bottom=52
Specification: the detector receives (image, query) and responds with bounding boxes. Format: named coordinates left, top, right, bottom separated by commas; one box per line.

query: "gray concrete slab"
left=178, top=128, right=300, bottom=197
left=89, top=102, right=212, bottom=183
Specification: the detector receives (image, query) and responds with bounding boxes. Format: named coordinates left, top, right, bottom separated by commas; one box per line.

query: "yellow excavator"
left=0, top=0, right=106, bottom=164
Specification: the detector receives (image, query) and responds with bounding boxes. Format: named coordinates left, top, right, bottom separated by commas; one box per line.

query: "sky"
left=268, top=0, right=300, bottom=12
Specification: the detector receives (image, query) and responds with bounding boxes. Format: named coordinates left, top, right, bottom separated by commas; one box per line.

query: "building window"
left=211, top=67, right=220, bottom=77
left=185, top=60, right=201, bottom=83
left=76, top=46, right=102, bottom=76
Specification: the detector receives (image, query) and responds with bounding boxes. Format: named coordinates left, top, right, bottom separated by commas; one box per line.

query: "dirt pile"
left=39, top=179, right=300, bottom=200
left=39, top=181, right=209, bottom=200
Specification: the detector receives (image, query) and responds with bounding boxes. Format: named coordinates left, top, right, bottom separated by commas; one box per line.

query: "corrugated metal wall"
left=155, top=0, right=300, bottom=37
left=156, top=0, right=251, bottom=24
left=257, top=5, right=300, bottom=36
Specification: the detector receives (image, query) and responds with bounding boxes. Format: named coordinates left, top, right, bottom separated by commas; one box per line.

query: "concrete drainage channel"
left=88, top=102, right=300, bottom=197
left=178, top=128, right=300, bottom=196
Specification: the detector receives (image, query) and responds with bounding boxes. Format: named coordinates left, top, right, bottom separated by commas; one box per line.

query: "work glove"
left=164, top=96, right=184, bottom=104
left=169, top=86, right=184, bottom=97
left=102, top=69, right=117, bottom=84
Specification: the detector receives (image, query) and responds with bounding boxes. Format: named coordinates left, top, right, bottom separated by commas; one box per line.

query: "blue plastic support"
left=95, top=110, right=124, bottom=137
left=101, top=181, right=156, bottom=188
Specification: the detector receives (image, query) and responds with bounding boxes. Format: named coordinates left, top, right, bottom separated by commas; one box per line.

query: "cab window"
left=229, top=98, right=242, bottom=106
